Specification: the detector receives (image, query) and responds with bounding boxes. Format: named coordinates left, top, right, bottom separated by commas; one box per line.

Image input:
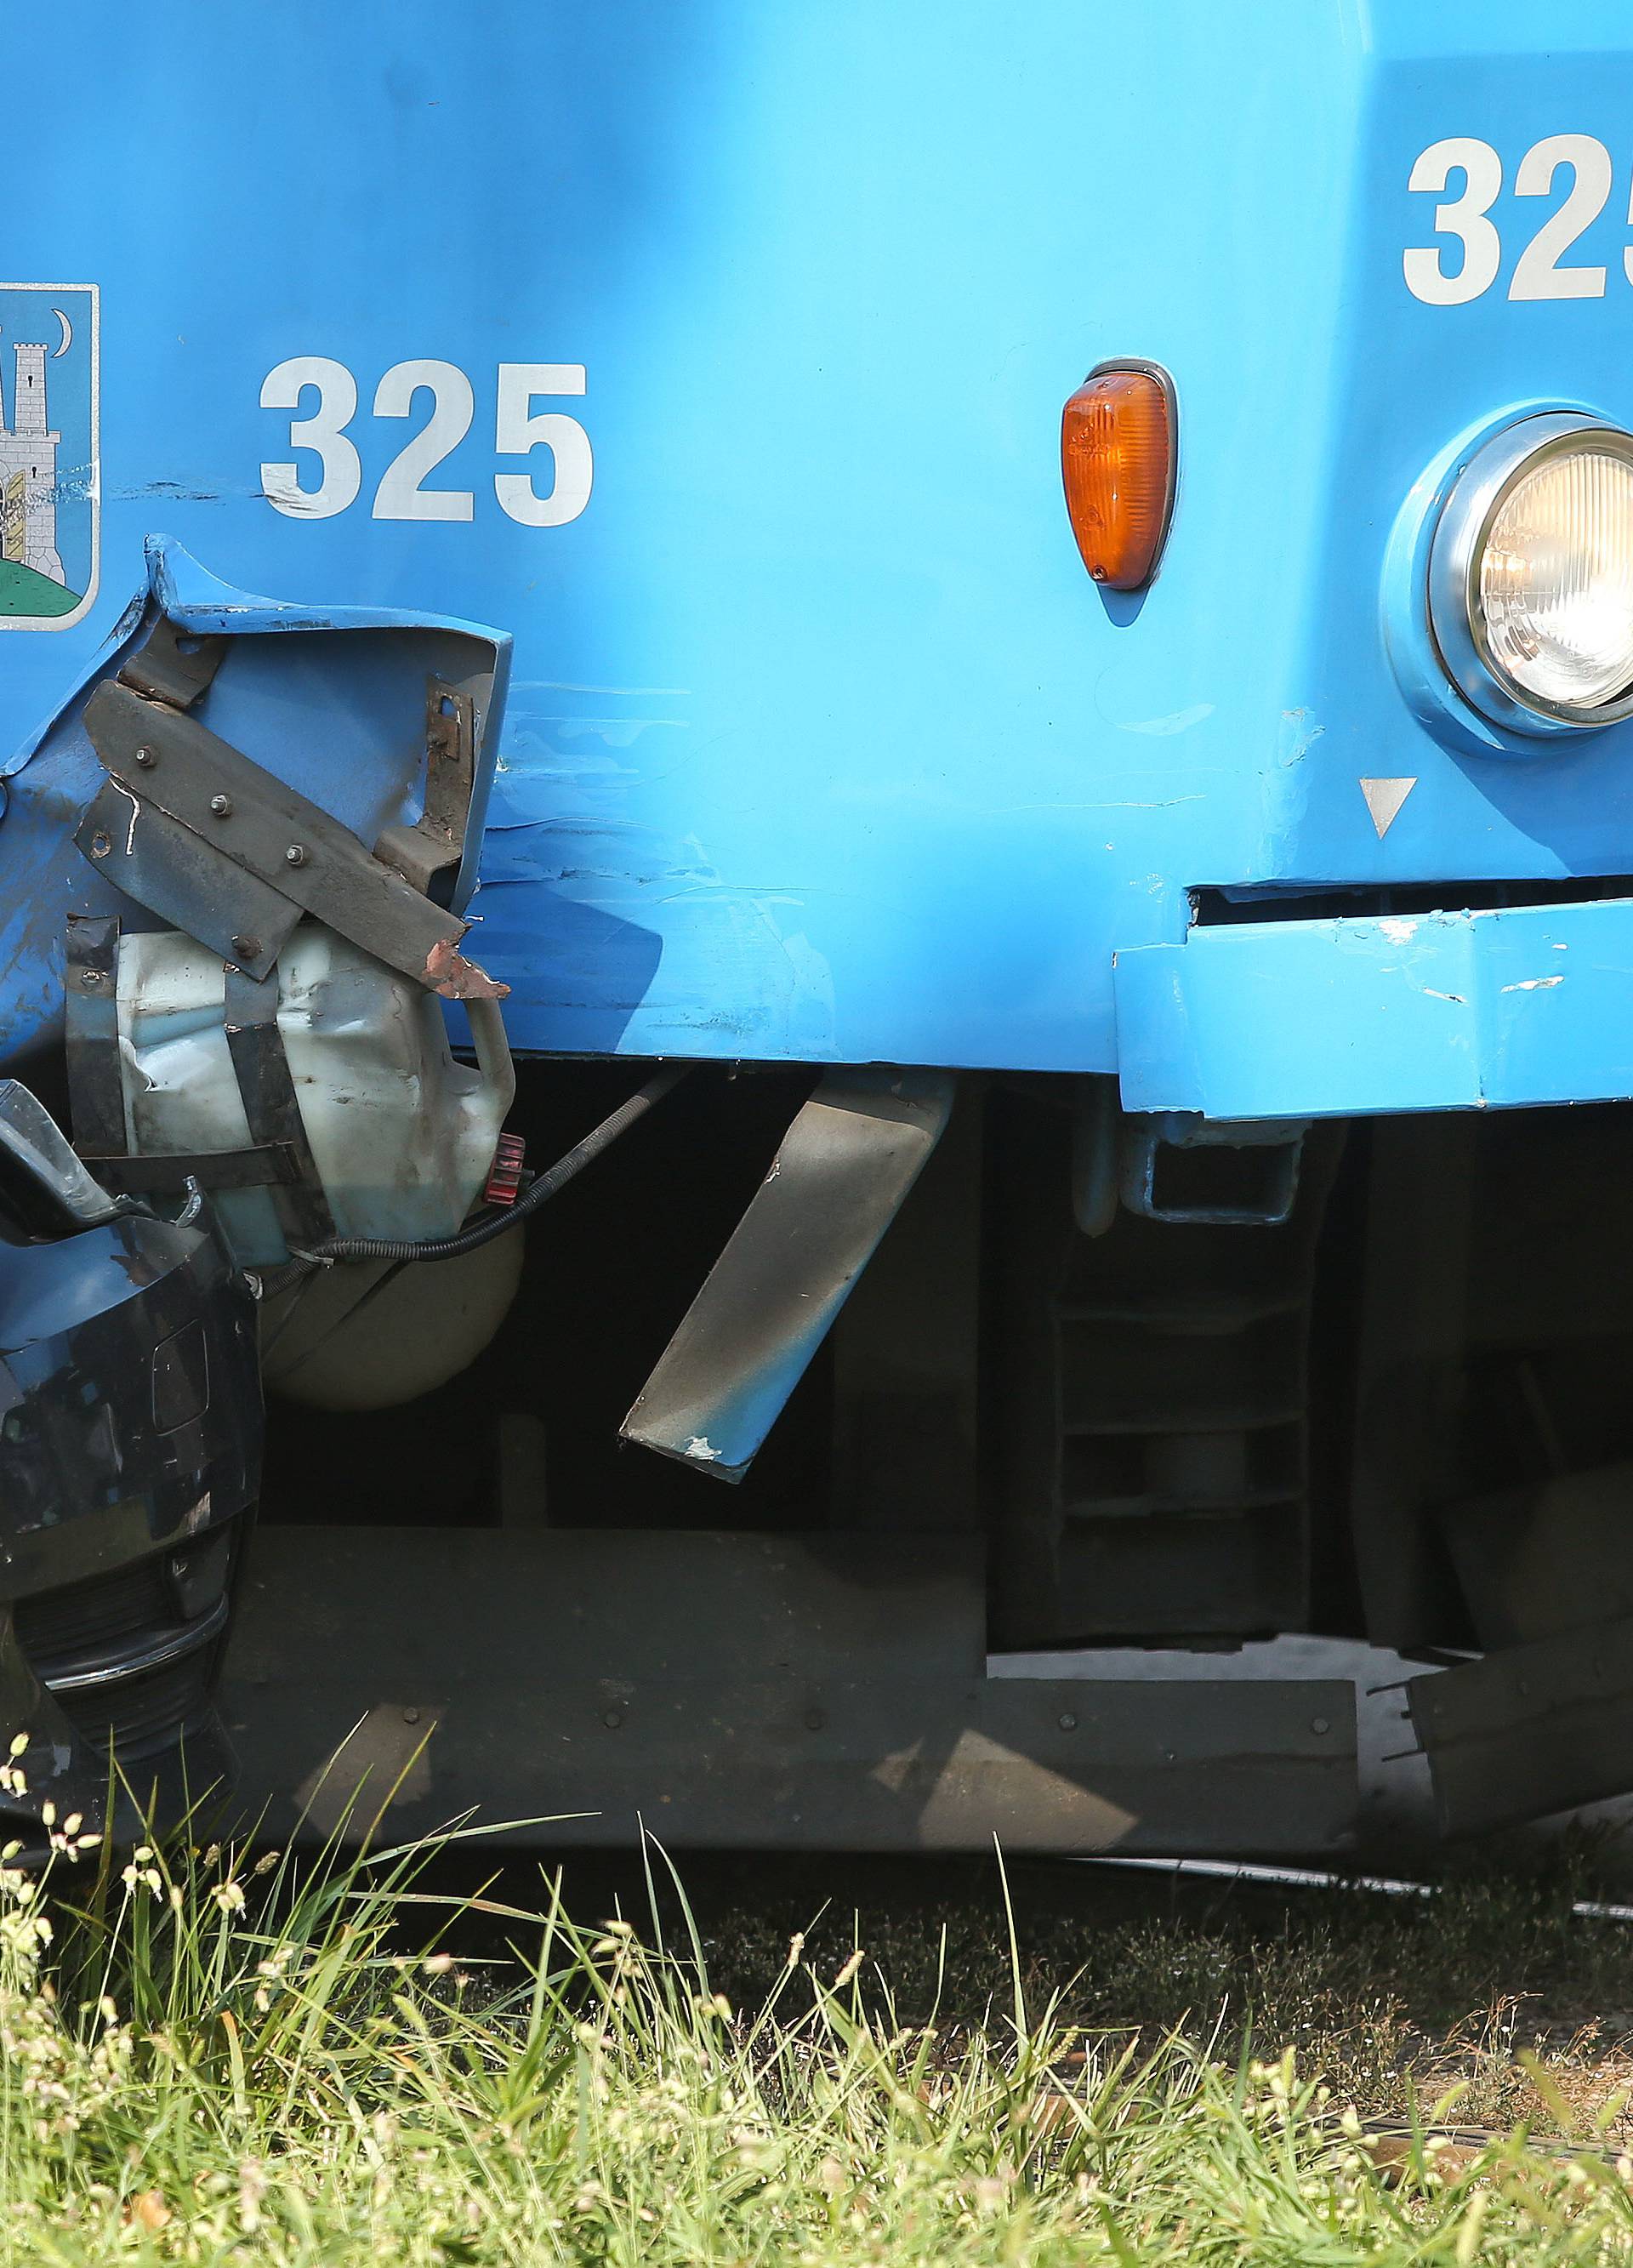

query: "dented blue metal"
left=0, top=543, right=509, bottom=1068
left=8, top=3, right=1633, bottom=1108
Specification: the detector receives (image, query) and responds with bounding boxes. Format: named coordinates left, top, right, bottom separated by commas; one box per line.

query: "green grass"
left=0, top=559, right=79, bottom=619
left=8, top=1769, right=1633, bottom=2261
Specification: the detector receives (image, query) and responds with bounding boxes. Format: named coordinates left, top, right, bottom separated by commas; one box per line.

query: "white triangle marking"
left=1359, top=777, right=1417, bottom=840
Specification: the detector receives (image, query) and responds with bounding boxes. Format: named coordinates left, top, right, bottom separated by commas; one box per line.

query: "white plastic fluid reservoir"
left=113, top=922, right=515, bottom=1267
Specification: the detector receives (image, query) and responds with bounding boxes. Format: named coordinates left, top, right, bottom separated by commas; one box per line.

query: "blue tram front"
left=1, top=0, right=1631, bottom=1850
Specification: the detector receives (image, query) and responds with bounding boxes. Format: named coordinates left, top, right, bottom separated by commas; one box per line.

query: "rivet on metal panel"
left=804, top=1707, right=826, bottom=1731
left=230, top=936, right=261, bottom=962
left=82, top=678, right=496, bottom=997
left=1058, top=1712, right=1078, bottom=1731
left=1311, top=1717, right=1331, bottom=1735
left=401, top=1708, right=420, bottom=1724
left=602, top=1708, right=624, bottom=1729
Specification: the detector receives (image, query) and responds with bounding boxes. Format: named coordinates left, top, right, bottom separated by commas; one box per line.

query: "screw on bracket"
left=208, top=793, right=233, bottom=818
left=230, top=935, right=261, bottom=961
left=285, top=843, right=307, bottom=867
left=134, top=746, right=156, bottom=768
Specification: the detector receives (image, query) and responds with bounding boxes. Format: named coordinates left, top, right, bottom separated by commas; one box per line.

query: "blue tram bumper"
left=1114, top=897, right=1633, bottom=1122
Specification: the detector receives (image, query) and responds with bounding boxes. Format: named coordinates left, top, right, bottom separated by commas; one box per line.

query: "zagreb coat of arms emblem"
left=0, top=283, right=98, bottom=632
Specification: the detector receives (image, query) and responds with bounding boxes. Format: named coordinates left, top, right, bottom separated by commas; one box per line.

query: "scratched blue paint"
left=1117, top=904, right=1633, bottom=1120
left=6, top=3, right=1633, bottom=1103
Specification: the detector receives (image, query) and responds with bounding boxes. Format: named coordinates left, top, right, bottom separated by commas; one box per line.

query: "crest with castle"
left=0, top=336, right=74, bottom=618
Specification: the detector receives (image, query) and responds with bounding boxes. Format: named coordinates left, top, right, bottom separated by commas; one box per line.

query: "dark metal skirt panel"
left=1408, top=1626, right=1633, bottom=1839
left=224, top=1528, right=1357, bottom=1855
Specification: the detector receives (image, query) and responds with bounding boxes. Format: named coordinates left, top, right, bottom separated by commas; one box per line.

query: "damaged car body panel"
left=0, top=1096, right=259, bottom=1830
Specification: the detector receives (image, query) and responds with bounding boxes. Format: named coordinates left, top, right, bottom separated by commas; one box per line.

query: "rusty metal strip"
left=76, top=783, right=301, bottom=984
left=88, top=1147, right=301, bottom=1196
left=83, top=680, right=505, bottom=1000
left=373, top=676, right=475, bottom=898
left=116, top=617, right=228, bottom=711
left=63, top=914, right=126, bottom=1160
left=223, top=962, right=333, bottom=1248
left=64, top=915, right=306, bottom=1204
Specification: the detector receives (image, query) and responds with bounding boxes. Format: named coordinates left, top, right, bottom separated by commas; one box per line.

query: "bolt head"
left=285, top=843, right=307, bottom=867
left=1310, top=1717, right=1331, bottom=1736
left=230, top=935, right=260, bottom=960
left=1058, top=1712, right=1078, bottom=1732
left=80, top=967, right=104, bottom=987
left=208, top=793, right=232, bottom=818
left=602, top=1707, right=624, bottom=1730
left=134, top=745, right=156, bottom=768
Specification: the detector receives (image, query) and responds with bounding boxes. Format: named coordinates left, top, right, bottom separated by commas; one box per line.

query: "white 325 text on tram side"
left=259, top=358, right=593, bottom=524
left=1403, top=135, right=1630, bottom=305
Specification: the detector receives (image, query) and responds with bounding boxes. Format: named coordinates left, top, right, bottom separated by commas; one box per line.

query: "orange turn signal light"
left=1061, top=363, right=1176, bottom=590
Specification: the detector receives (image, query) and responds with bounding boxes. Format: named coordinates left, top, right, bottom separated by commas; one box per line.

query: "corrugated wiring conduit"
left=289, top=1064, right=691, bottom=1269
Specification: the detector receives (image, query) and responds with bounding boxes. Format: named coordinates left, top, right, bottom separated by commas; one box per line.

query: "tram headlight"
left=1429, top=416, right=1633, bottom=732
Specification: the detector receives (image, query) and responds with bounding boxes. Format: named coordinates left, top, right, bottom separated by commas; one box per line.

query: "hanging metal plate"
left=623, top=1068, right=957, bottom=1481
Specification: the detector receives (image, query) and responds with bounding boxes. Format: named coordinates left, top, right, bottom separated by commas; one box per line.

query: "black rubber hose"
left=295, top=1065, right=690, bottom=1267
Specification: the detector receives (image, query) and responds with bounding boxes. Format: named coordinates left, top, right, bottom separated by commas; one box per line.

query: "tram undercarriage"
left=221, top=1063, right=1633, bottom=1856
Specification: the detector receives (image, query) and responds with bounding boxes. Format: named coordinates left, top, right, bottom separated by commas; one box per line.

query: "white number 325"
left=259, top=358, right=593, bottom=526
left=1403, top=134, right=1627, bottom=305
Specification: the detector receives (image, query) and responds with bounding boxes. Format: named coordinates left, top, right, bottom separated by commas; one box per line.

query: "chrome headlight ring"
left=1428, top=412, right=1633, bottom=738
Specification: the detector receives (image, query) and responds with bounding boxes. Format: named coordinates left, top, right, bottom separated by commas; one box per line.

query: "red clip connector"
left=484, top=1131, right=526, bottom=1207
